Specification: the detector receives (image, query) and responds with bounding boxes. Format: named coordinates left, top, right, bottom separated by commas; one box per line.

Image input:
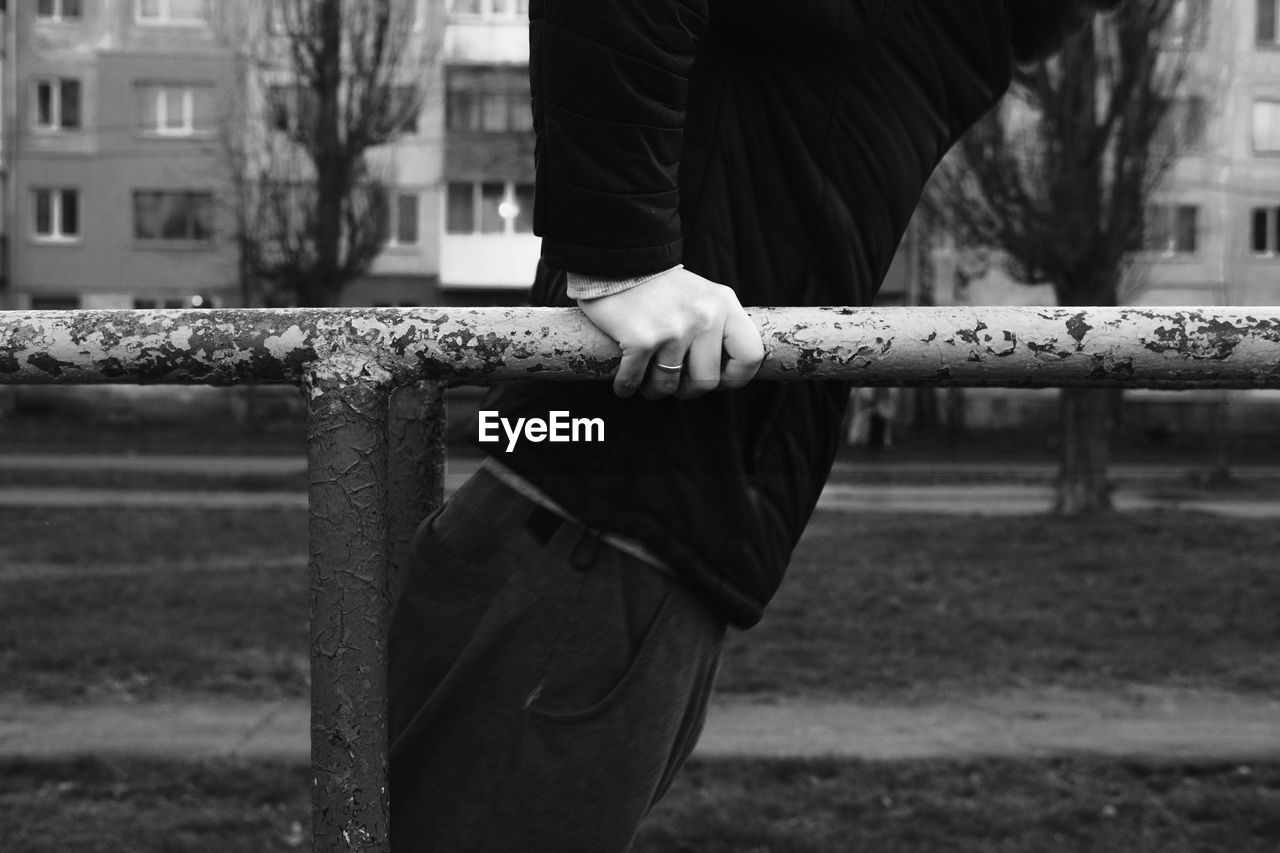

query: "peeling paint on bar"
left=753, top=307, right=1280, bottom=388
left=4, top=306, right=1280, bottom=389
left=306, top=374, right=392, bottom=853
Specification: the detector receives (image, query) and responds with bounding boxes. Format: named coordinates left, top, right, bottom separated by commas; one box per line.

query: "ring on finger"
left=654, top=362, right=684, bottom=373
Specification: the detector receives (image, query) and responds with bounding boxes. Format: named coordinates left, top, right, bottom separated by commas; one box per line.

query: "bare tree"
left=928, top=0, right=1198, bottom=514
left=223, top=0, right=437, bottom=307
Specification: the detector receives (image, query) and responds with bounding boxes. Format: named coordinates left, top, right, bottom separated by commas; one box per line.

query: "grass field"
left=2, top=756, right=1277, bottom=852
left=2, top=504, right=1278, bottom=702
left=638, top=757, right=1280, bottom=853
left=727, top=508, right=1280, bottom=701
left=3, top=450, right=1279, bottom=850
left=0, top=508, right=308, bottom=701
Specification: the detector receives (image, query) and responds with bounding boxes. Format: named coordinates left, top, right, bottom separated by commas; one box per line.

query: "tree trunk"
left=1055, top=387, right=1115, bottom=515
left=310, top=0, right=346, bottom=308
left=944, top=387, right=966, bottom=437
left=1203, top=392, right=1233, bottom=485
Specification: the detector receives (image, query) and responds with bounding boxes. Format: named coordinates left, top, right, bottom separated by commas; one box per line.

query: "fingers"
left=575, top=267, right=764, bottom=400
left=720, top=308, right=765, bottom=390
left=612, top=347, right=653, bottom=398
left=642, top=342, right=688, bottom=399
left=676, top=325, right=726, bottom=399
left=624, top=305, right=761, bottom=401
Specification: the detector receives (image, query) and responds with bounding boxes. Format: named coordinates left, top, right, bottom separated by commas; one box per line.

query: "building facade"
left=1134, top=0, right=1280, bottom=309
left=0, top=0, right=537, bottom=312
left=1, top=2, right=9, bottom=293
left=343, top=0, right=538, bottom=308
left=3, top=1, right=1272, bottom=320
left=936, top=0, right=1280, bottom=311
left=5, top=0, right=240, bottom=311
left=925, top=0, right=1280, bottom=432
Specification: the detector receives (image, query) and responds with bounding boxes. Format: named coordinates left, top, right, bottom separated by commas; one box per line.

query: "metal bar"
left=385, top=380, right=448, bottom=606
left=305, top=366, right=393, bottom=853
left=4, top=306, right=1280, bottom=388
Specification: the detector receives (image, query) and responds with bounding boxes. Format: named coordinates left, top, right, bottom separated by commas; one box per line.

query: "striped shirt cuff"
left=566, top=265, right=682, bottom=300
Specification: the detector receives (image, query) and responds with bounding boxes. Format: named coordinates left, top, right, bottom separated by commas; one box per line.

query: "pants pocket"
left=500, top=562, right=724, bottom=851
left=405, top=478, right=518, bottom=600
left=524, top=564, right=675, bottom=726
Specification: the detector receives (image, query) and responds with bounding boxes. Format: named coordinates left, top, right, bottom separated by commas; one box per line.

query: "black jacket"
left=485, top=0, right=1015, bottom=627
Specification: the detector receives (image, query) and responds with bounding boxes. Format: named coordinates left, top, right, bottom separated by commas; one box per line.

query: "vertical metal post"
left=386, top=380, right=449, bottom=606
left=305, top=372, right=393, bottom=853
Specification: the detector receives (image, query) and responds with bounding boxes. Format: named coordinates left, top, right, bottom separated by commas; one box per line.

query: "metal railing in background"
left=4, top=304, right=1280, bottom=852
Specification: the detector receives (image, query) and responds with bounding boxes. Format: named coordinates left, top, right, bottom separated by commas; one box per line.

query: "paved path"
left=5, top=482, right=1280, bottom=518
left=7, top=452, right=1280, bottom=483
left=814, top=483, right=1280, bottom=518
left=0, top=453, right=308, bottom=476
left=700, top=689, right=1280, bottom=761
left=5, top=454, right=1280, bottom=516
left=1, top=688, right=1276, bottom=763
left=0, top=487, right=311, bottom=510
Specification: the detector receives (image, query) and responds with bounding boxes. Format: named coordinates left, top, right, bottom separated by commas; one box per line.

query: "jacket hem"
left=542, top=238, right=683, bottom=280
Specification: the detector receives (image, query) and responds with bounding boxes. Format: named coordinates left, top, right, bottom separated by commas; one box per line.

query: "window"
left=33, top=189, right=81, bottom=241
left=133, top=296, right=202, bottom=309
left=268, top=84, right=317, bottom=135
left=446, top=66, right=532, bottom=133
left=512, top=184, right=535, bottom=233
left=37, top=0, right=84, bottom=21
left=266, top=3, right=289, bottom=34
left=479, top=182, right=506, bottom=233
left=388, top=86, right=420, bottom=136
left=34, top=79, right=82, bottom=131
left=133, top=191, right=214, bottom=242
left=136, top=84, right=214, bottom=135
left=1259, top=0, right=1280, bottom=47
left=1163, top=95, right=1208, bottom=151
left=1254, top=101, right=1280, bottom=153
left=379, top=192, right=421, bottom=246
left=1252, top=206, right=1280, bottom=256
left=448, top=0, right=528, bottom=18
left=268, top=85, right=293, bottom=132
left=253, top=181, right=313, bottom=234
left=1167, top=0, right=1209, bottom=47
left=136, top=0, right=211, bottom=25
left=446, top=182, right=534, bottom=235
left=1144, top=204, right=1198, bottom=255
left=31, top=296, right=82, bottom=310
left=394, top=85, right=419, bottom=134
left=446, top=184, right=473, bottom=234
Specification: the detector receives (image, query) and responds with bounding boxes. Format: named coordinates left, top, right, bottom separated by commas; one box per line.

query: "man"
left=389, top=2, right=1122, bottom=850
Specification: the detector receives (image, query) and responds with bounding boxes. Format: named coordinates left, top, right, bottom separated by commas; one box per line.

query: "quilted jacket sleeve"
left=531, top=0, right=709, bottom=278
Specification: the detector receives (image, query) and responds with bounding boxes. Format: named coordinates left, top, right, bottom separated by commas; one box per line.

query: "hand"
left=576, top=267, right=764, bottom=399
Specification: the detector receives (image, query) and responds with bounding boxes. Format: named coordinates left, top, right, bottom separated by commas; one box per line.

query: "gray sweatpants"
left=388, top=468, right=726, bottom=852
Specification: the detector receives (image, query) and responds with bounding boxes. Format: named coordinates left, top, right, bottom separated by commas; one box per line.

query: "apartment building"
left=926, top=1, right=1280, bottom=431
left=361, top=1, right=1279, bottom=312
left=335, top=0, right=444, bottom=308
left=936, top=0, right=1280, bottom=311
left=7, top=2, right=1268, bottom=319
left=1, top=2, right=8, bottom=291
left=5, top=0, right=239, bottom=311
left=343, top=0, right=536, bottom=307
left=1129, top=0, right=1280, bottom=309
left=0, top=0, right=524, bottom=312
